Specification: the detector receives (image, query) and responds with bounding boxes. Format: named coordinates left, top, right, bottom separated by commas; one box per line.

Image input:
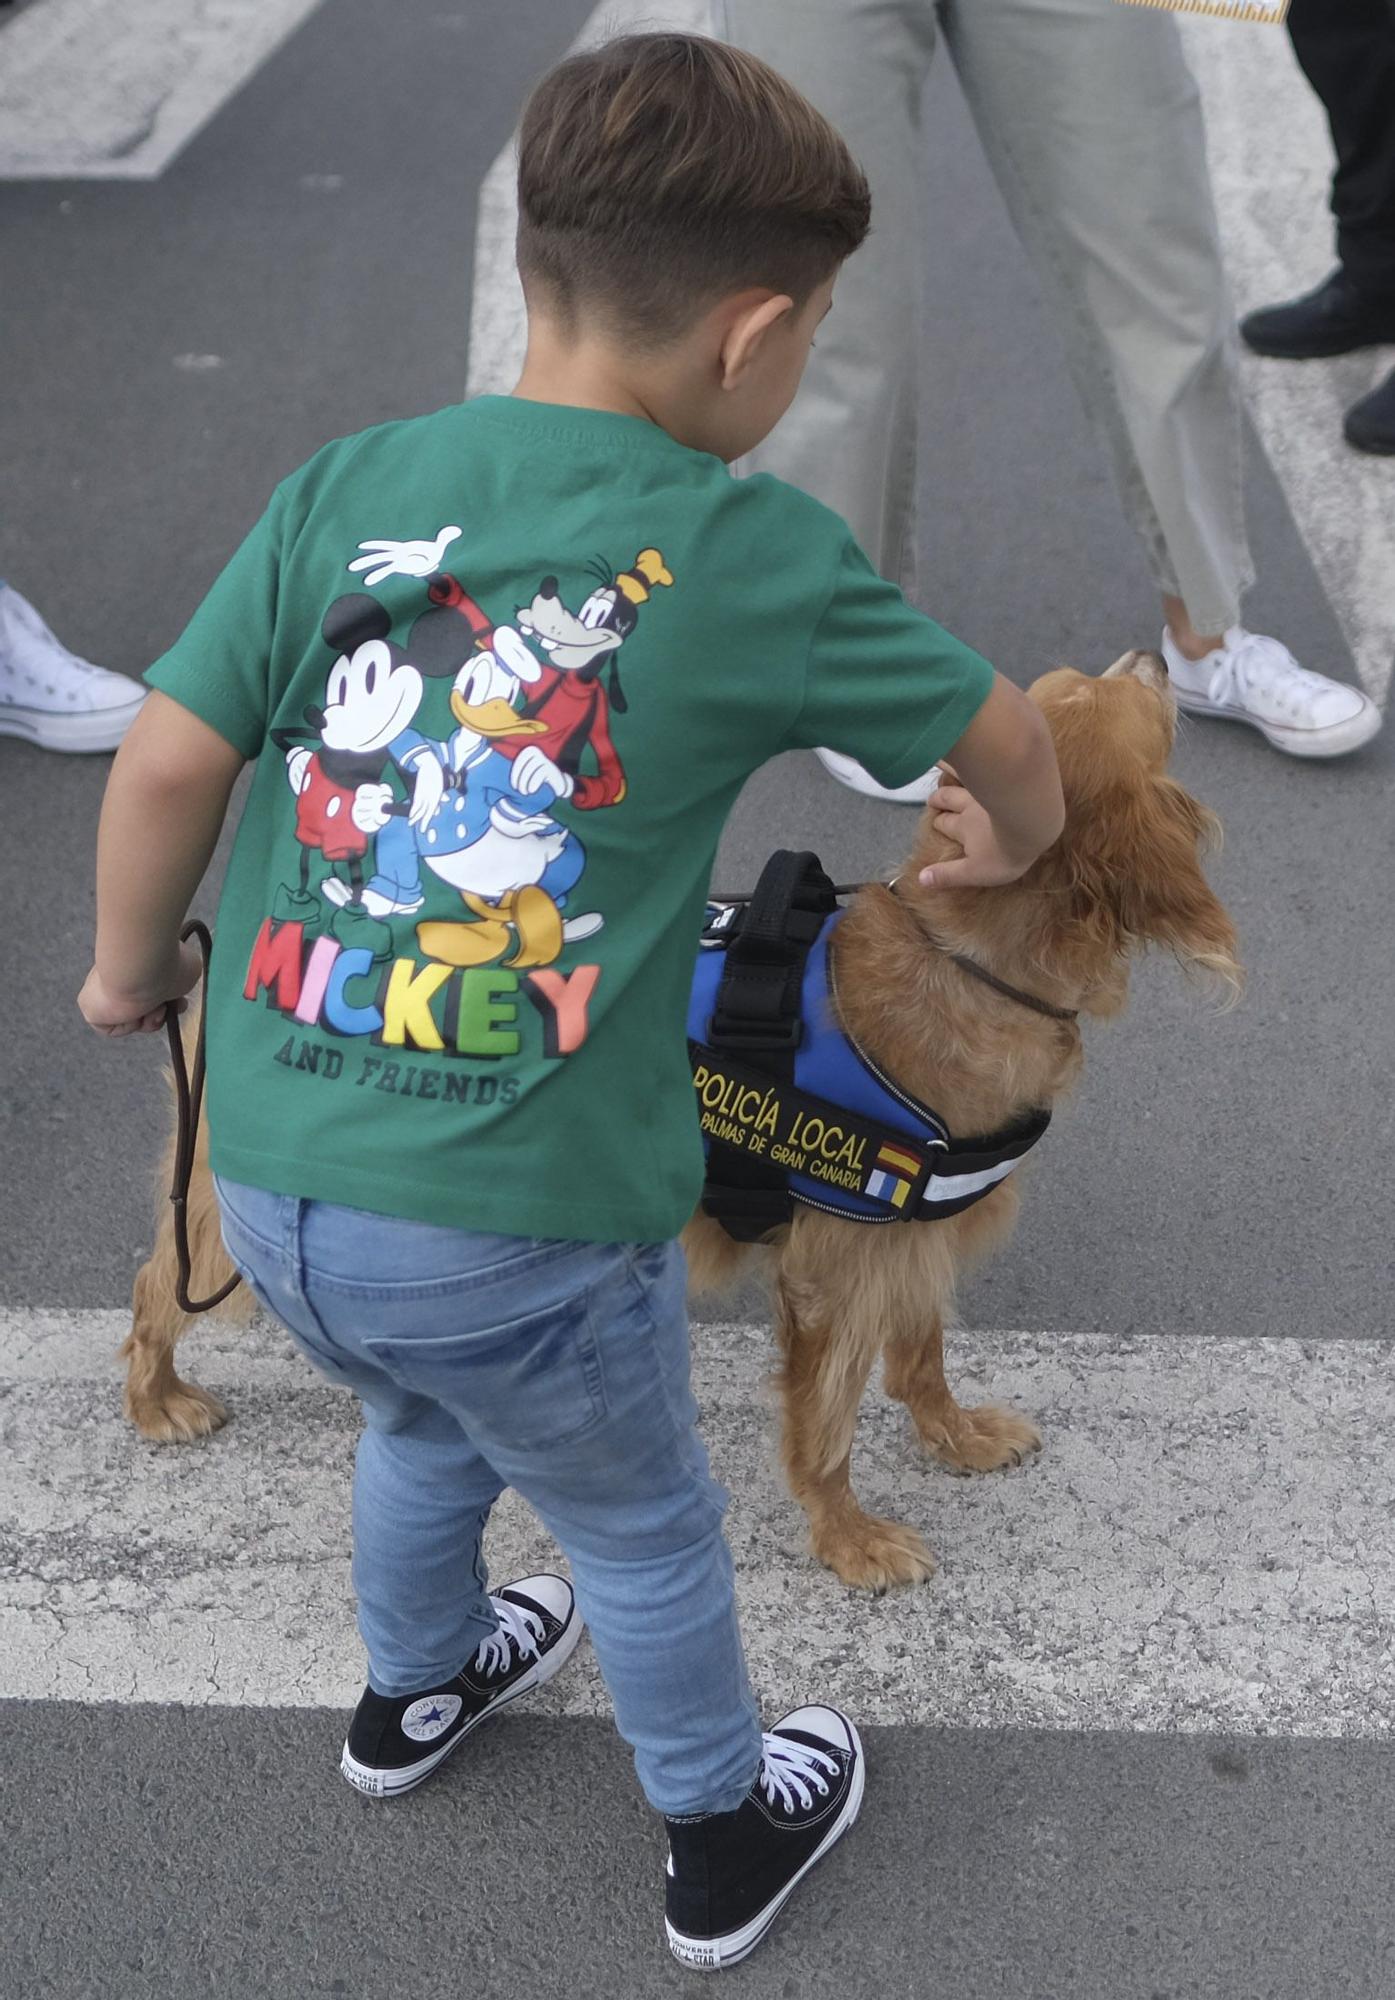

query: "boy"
left=79, top=34, right=1064, bottom=1971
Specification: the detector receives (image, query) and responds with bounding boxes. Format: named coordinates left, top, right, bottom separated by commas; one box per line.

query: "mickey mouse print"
left=242, top=530, right=674, bottom=1070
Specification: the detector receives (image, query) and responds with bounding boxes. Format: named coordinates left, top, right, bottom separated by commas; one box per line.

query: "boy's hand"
left=78, top=939, right=204, bottom=1039
left=918, top=783, right=1041, bottom=891
left=933, top=673, right=1065, bottom=888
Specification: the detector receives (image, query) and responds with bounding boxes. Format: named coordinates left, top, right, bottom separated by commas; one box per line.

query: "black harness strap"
left=700, top=851, right=840, bottom=1241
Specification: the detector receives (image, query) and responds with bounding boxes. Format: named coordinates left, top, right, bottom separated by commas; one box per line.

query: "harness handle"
left=165, top=920, right=242, bottom=1316
left=700, top=851, right=843, bottom=1241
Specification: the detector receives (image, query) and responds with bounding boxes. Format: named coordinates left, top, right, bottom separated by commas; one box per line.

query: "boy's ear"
left=718, top=291, right=796, bottom=389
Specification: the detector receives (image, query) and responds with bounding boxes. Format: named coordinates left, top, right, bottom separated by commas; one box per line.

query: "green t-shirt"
left=148, top=395, right=993, bottom=1244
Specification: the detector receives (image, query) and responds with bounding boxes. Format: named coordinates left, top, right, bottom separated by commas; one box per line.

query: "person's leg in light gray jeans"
left=938, top=0, right=1247, bottom=638
left=720, top=1, right=937, bottom=608
left=718, top=0, right=1378, bottom=777
left=719, top=0, right=1246, bottom=640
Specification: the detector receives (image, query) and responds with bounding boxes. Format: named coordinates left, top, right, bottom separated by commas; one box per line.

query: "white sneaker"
left=0, top=583, right=147, bottom=752
left=816, top=747, right=944, bottom=804
left=1161, top=626, right=1381, bottom=759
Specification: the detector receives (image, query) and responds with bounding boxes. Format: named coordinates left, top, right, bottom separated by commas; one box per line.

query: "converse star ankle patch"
left=401, top=1694, right=463, bottom=1742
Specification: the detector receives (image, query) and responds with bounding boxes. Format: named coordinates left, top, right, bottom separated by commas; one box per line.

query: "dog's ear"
left=1066, top=774, right=1242, bottom=1004
left=1031, top=665, right=1240, bottom=1007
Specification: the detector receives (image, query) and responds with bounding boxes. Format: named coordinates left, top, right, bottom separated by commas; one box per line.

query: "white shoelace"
left=1205, top=628, right=1346, bottom=726
left=473, top=1596, right=545, bottom=1678
left=757, top=1733, right=840, bottom=1815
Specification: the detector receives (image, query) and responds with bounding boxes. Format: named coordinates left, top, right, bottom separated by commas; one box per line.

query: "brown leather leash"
left=165, top=919, right=242, bottom=1315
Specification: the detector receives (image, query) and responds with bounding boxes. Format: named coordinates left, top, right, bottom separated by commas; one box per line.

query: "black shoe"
left=340, top=1574, right=581, bottom=1798
left=1345, top=368, right=1395, bottom=455
left=1240, top=269, right=1395, bottom=359
left=664, top=1706, right=864, bottom=1970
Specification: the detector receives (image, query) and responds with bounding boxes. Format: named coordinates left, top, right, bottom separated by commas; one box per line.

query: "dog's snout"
left=1104, top=648, right=1169, bottom=688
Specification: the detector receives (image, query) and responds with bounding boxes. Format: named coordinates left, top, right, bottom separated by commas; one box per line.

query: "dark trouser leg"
left=1288, top=0, right=1395, bottom=298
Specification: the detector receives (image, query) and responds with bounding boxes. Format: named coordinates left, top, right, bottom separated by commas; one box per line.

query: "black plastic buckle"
left=705, top=1014, right=804, bottom=1054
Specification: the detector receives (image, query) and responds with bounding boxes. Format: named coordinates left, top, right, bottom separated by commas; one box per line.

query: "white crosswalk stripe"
left=4, top=1305, right=1392, bottom=1733
left=0, top=0, right=326, bottom=179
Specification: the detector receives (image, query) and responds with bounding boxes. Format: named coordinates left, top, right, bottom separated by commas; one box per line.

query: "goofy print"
left=334, top=535, right=674, bottom=969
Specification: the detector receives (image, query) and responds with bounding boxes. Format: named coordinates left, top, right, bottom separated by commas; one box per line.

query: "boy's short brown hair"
left=516, top=33, right=870, bottom=347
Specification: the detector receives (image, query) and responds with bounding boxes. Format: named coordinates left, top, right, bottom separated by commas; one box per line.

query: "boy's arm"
left=78, top=691, right=247, bottom=1037
left=918, top=673, right=1065, bottom=892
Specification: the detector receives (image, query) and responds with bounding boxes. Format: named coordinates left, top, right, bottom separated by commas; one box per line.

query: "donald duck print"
left=243, top=530, right=674, bottom=1072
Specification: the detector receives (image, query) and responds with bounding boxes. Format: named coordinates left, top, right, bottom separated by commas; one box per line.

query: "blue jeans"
left=214, top=1178, right=762, bottom=1816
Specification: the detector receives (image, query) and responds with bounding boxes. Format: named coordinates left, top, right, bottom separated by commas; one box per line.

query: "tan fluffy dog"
left=123, top=653, right=1238, bottom=1592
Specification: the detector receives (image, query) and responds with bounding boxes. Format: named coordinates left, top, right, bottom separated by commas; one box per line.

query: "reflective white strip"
left=921, top=1155, right=1021, bottom=1209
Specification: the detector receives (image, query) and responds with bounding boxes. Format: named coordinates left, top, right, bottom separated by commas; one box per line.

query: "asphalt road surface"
left=2, top=3, right=1393, bottom=1996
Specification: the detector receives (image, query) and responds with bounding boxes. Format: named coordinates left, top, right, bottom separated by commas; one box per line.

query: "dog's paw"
left=921, top=1400, right=1041, bottom=1475
left=126, top=1379, right=229, bottom=1444
left=810, top=1508, right=936, bottom=1594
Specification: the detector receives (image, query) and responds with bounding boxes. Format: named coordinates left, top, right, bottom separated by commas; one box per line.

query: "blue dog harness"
left=687, top=851, right=1054, bottom=1242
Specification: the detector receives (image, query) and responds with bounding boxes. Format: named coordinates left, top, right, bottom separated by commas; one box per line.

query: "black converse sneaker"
left=664, top=1706, right=864, bottom=1970
left=340, top=1574, right=581, bottom=1798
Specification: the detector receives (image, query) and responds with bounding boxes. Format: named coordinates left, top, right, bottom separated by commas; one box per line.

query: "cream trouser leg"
left=717, top=0, right=1253, bottom=633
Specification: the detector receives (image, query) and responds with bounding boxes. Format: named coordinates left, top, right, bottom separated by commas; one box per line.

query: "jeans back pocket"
left=362, top=1292, right=607, bottom=1451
